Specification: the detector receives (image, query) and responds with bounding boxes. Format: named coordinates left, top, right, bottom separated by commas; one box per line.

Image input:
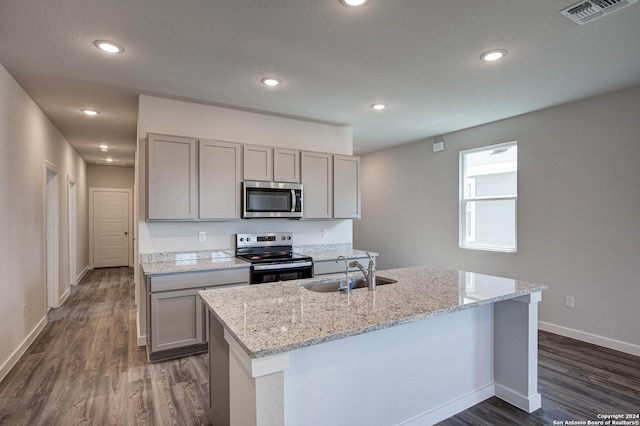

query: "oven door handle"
left=253, top=261, right=313, bottom=271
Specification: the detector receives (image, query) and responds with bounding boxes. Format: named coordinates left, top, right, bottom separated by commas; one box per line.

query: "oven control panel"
left=237, top=232, right=293, bottom=248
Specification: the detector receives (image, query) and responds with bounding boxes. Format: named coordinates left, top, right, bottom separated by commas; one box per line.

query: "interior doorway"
left=90, top=188, right=132, bottom=268
left=45, top=162, right=59, bottom=309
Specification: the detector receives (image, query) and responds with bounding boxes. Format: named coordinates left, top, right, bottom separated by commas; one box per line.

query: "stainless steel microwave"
left=242, top=181, right=303, bottom=219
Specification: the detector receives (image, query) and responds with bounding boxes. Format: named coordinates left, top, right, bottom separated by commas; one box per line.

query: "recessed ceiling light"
left=340, top=0, right=370, bottom=6
left=261, top=77, right=282, bottom=87
left=371, top=103, right=386, bottom=110
left=480, top=49, right=507, bottom=62
left=105, top=157, right=114, bottom=162
left=99, top=144, right=110, bottom=152
left=81, top=108, right=99, bottom=116
left=93, top=40, right=124, bottom=54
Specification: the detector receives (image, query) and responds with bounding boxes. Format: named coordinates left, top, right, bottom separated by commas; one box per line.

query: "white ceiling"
left=1, top=0, right=639, bottom=166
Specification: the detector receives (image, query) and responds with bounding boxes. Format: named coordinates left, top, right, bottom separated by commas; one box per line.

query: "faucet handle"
left=366, top=252, right=375, bottom=267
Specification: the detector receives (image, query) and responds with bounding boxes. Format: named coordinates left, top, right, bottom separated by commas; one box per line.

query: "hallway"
left=0, top=268, right=211, bottom=425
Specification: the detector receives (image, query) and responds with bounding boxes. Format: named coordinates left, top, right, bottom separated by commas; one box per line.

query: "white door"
left=93, top=190, right=129, bottom=268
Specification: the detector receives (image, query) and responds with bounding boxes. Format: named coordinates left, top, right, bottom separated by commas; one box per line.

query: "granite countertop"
left=198, top=265, right=547, bottom=359
left=140, top=249, right=249, bottom=275
left=140, top=244, right=377, bottom=275
left=297, top=249, right=377, bottom=262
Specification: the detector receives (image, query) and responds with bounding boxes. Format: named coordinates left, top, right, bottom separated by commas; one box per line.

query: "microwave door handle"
left=291, top=189, right=296, bottom=212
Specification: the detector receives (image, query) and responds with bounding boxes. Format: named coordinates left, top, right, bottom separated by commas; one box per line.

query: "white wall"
left=0, top=63, right=88, bottom=380
left=87, top=164, right=134, bottom=189
left=135, top=95, right=354, bottom=343
left=355, top=86, right=640, bottom=354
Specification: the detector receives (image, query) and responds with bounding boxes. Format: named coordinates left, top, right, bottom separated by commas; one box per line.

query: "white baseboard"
left=0, top=316, right=48, bottom=383
left=539, top=321, right=640, bottom=357
left=401, top=384, right=495, bottom=425
left=75, top=265, right=89, bottom=285
left=58, top=287, right=71, bottom=306
left=136, top=314, right=147, bottom=347
left=495, top=384, right=541, bottom=413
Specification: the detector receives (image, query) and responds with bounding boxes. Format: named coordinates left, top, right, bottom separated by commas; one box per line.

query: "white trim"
left=76, top=265, right=89, bottom=285
left=459, top=141, right=518, bottom=253
left=67, top=176, right=77, bottom=286
left=0, top=316, right=48, bottom=383
left=44, top=161, right=60, bottom=309
left=495, top=383, right=542, bottom=413
left=137, top=314, right=147, bottom=347
left=539, top=321, right=640, bottom=357
left=399, top=384, right=495, bottom=425
left=58, top=287, right=71, bottom=306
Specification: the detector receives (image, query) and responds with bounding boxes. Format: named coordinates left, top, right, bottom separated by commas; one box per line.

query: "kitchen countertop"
left=140, top=249, right=249, bottom=275
left=198, top=265, right=546, bottom=359
left=140, top=245, right=376, bottom=275
left=296, top=248, right=377, bottom=262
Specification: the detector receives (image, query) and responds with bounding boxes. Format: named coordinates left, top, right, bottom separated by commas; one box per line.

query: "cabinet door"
left=301, top=152, right=333, bottom=219
left=199, top=139, right=242, bottom=220
left=243, top=145, right=273, bottom=181
left=333, top=155, right=361, bottom=219
left=273, top=148, right=300, bottom=183
left=150, top=288, right=204, bottom=353
left=146, top=134, right=197, bottom=220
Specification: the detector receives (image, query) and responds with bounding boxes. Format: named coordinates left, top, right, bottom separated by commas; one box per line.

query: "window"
left=459, top=141, right=517, bottom=252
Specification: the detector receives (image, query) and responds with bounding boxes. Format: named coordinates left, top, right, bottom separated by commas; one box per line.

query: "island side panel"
left=284, top=304, right=495, bottom=426
left=225, top=329, right=288, bottom=426
left=209, top=313, right=230, bottom=426
left=493, top=291, right=543, bottom=412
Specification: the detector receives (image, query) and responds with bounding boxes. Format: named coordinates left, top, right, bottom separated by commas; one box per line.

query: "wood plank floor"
left=0, top=267, right=210, bottom=426
left=1, top=267, right=638, bottom=425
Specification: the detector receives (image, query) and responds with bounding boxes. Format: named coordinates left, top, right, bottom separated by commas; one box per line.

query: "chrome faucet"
left=336, top=255, right=350, bottom=292
left=348, top=252, right=377, bottom=290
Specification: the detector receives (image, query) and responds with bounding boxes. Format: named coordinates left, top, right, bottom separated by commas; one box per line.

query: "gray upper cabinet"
left=199, top=139, right=242, bottom=220
left=333, top=155, right=361, bottom=219
left=146, top=133, right=197, bottom=220
left=301, top=151, right=333, bottom=219
left=243, top=145, right=272, bottom=181
left=273, top=148, right=300, bottom=183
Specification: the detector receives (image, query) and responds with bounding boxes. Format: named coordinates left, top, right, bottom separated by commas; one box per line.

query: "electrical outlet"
left=565, top=296, right=575, bottom=309
left=198, top=231, right=206, bottom=242
left=322, top=229, right=328, bottom=238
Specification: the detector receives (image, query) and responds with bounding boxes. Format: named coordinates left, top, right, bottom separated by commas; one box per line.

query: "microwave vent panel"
left=560, top=0, right=637, bottom=24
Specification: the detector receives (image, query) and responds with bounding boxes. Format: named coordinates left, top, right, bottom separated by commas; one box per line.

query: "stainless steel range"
left=236, top=232, right=313, bottom=284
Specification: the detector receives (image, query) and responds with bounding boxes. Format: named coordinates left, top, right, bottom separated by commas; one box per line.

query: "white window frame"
left=459, top=141, right=517, bottom=253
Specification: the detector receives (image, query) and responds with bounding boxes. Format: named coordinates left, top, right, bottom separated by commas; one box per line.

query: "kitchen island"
left=199, top=265, right=546, bottom=425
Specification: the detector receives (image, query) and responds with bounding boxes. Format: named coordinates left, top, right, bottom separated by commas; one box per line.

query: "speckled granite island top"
left=198, top=265, right=546, bottom=359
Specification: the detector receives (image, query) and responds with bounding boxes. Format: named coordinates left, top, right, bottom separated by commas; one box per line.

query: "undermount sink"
left=302, top=276, right=397, bottom=293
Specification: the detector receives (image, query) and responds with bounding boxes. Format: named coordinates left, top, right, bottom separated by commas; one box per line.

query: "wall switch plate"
left=322, top=229, right=328, bottom=238
left=22, top=304, right=26, bottom=318
left=198, top=231, right=206, bottom=242
left=565, top=296, right=575, bottom=308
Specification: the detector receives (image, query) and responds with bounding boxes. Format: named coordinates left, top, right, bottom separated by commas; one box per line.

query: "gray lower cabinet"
left=146, top=267, right=249, bottom=361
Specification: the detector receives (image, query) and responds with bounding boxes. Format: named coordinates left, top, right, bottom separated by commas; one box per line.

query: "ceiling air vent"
left=560, top=0, right=637, bottom=24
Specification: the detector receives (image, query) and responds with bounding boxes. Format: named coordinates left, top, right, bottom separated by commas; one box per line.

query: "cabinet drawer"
left=149, top=268, right=250, bottom=292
